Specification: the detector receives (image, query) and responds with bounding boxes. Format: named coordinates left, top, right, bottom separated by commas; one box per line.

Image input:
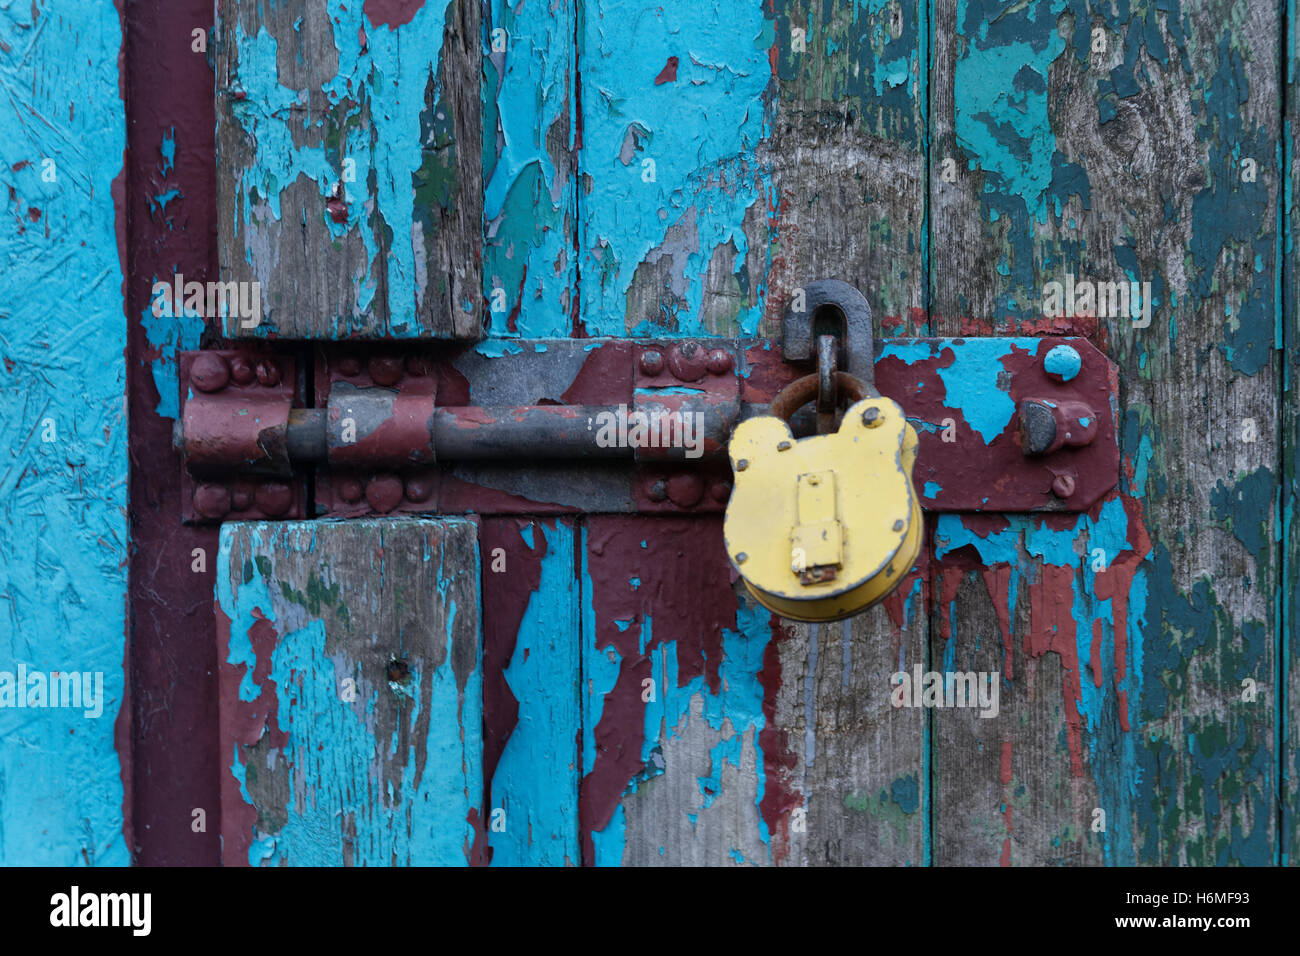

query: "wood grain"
left=215, top=0, right=481, bottom=339
left=929, top=0, right=1282, bottom=865
left=216, top=519, right=481, bottom=865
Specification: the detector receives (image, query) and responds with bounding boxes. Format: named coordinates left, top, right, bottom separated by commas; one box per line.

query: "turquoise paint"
left=490, top=521, right=580, bottom=866
left=0, top=0, right=128, bottom=866
left=230, top=0, right=454, bottom=335
left=882, top=338, right=1047, bottom=443
left=217, top=522, right=482, bottom=865
left=923, top=481, right=941, bottom=499
left=953, top=0, right=1066, bottom=217
left=141, top=291, right=204, bottom=419
left=484, top=0, right=577, bottom=337
left=474, top=338, right=525, bottom=358
left=159, top=127, right=175, bottom=175
left=580, top=0, right=773, bottom=336
left=934, top=339, right=1018, bottom=443
left=1044, top=344, right=1081, bottom=382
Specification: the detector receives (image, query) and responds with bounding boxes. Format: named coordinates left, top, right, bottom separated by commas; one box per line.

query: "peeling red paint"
left=757, top=614, right=800, bottom=863
left=654, top=56, right=678, bottom=84
left=125, top=0, right=222, bottom=865
left=363, top=0, right=424, bottom=30
left=580, top=516, right=738, bottom=863
left=478, top=518, right=548, bottom=866
left=216, top=601, right=290, bottom=867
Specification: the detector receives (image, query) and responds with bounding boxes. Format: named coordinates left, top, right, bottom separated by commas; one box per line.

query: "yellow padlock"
left=724, top=372, right=922, bottom=622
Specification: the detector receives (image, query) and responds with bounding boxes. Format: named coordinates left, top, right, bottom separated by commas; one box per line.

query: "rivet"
left=862, top=407, right=882, bottom=427
left=777, top=440, right=791, bottom=451
left=255, top=481, right=293, bottom=517
left=1043, top=344, right=1082, bottom=384
left=736, top=459, right=749, bottom=471
left=191, top=353, right=231, bottom=393
left=336, top=477, right=363, bottom=504
left=736, top=552, right=748, bottom=564
left=405, top=355, right=431, bottom=377
left=640, top=350, right=665, bottom=376
left=709, top=480, right=732, bottom=502
left=892, top=519, right=904, bottom=532
left=648, top=479, right=668, bottom=502
left=365, top=474, right=403, bottom=513
left=368, top=356, right=404, bottom=387
left=193, top=482, right=231, bottom=519
left=1051, top=474, right=1077, bottom=498
left=229, top=356, right=255, bottom=386
left=705, top=349, right=733, bottom=374
left=230, top=483, right=254, bottom=511
left=665, top=473, right=704, bottom=508
left=255, top=359, right=280, bottom=387
left=404, top=475, right=434, bottom=503
left=337, top=355, right=362, bottom=376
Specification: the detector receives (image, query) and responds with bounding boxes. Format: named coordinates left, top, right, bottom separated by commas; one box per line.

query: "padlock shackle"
left=769, top=372, right=870, bottom=423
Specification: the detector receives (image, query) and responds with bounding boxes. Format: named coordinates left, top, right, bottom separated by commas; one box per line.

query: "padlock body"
left=724, top=397, right=920, bottom=622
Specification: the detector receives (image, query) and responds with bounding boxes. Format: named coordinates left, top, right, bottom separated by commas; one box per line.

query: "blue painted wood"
left=486, top=520, right=580, bottom=866
left=0, top=1, right=129, bottom=866
left=216, top=520, right=482, bottom=865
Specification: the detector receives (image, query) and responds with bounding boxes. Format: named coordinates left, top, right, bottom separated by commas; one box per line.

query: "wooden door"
left=92, top=0, right=1297, bottom=867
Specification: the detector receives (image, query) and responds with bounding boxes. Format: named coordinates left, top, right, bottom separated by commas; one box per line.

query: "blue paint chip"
left=923, top=481, right=942, bottom=499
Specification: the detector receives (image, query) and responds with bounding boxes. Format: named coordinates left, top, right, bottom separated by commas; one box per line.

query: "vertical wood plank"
left=1283, top=0, right=1298, bottom=866
left=126, top=0, right=225, bottom=866
left=215, top=0, right=481, bottom=339
left=481, top=518, right=580, bottom=865
left=483, top=0, right=579, bottom=338
left=216, top=519, right=482, bottom=865
left=0, top=0, right=130, bottom=865
left=575, top=0, right=929, bottom=866
left=929, top=0, right=1281, bottom=864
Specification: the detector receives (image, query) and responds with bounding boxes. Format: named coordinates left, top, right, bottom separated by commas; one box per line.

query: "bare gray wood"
left=215, top=0, right=481, bottom=339
left=929, top=0, right=1281, bottom=864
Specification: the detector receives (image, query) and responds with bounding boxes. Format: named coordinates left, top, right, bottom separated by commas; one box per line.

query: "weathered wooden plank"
left=578, top=517, right=927, bottom=865
left=929, top=0, right=1281, bottom=864
left=1284, top=0, right=1299, bottom=866
left=215, top=0, right=481, bottom=339
left=0, top=0, right=130, bottom=865
left=575, top=0, right=929, bottom=866
left=126, top=0, right=226, bottom=866
left=481, top=518, right=580, bottom=866
left=483, top=0, right=578, bottom=338
left=216, top=519, right=482, bottom=865
left=773, top=559, right=930, bottom=865
left=580, top=517, right=773, bottom=865
left=578, top=0, right=927, bottom=339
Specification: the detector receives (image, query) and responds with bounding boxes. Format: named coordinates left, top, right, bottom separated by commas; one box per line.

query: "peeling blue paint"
left=0, top=0, right=129, bottom=866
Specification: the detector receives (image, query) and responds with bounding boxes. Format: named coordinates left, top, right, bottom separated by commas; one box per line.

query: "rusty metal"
left=782, top=278, right=874, bottom=384
left=770, top=372, right=869, bottom=422
left=177, top=328, right=1120, bottom=520
left=1018, top=397, right=1099, bottom=456
left=815, top=334, right=838, bottom=434
left=177, top=350, right=304, bottom=522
